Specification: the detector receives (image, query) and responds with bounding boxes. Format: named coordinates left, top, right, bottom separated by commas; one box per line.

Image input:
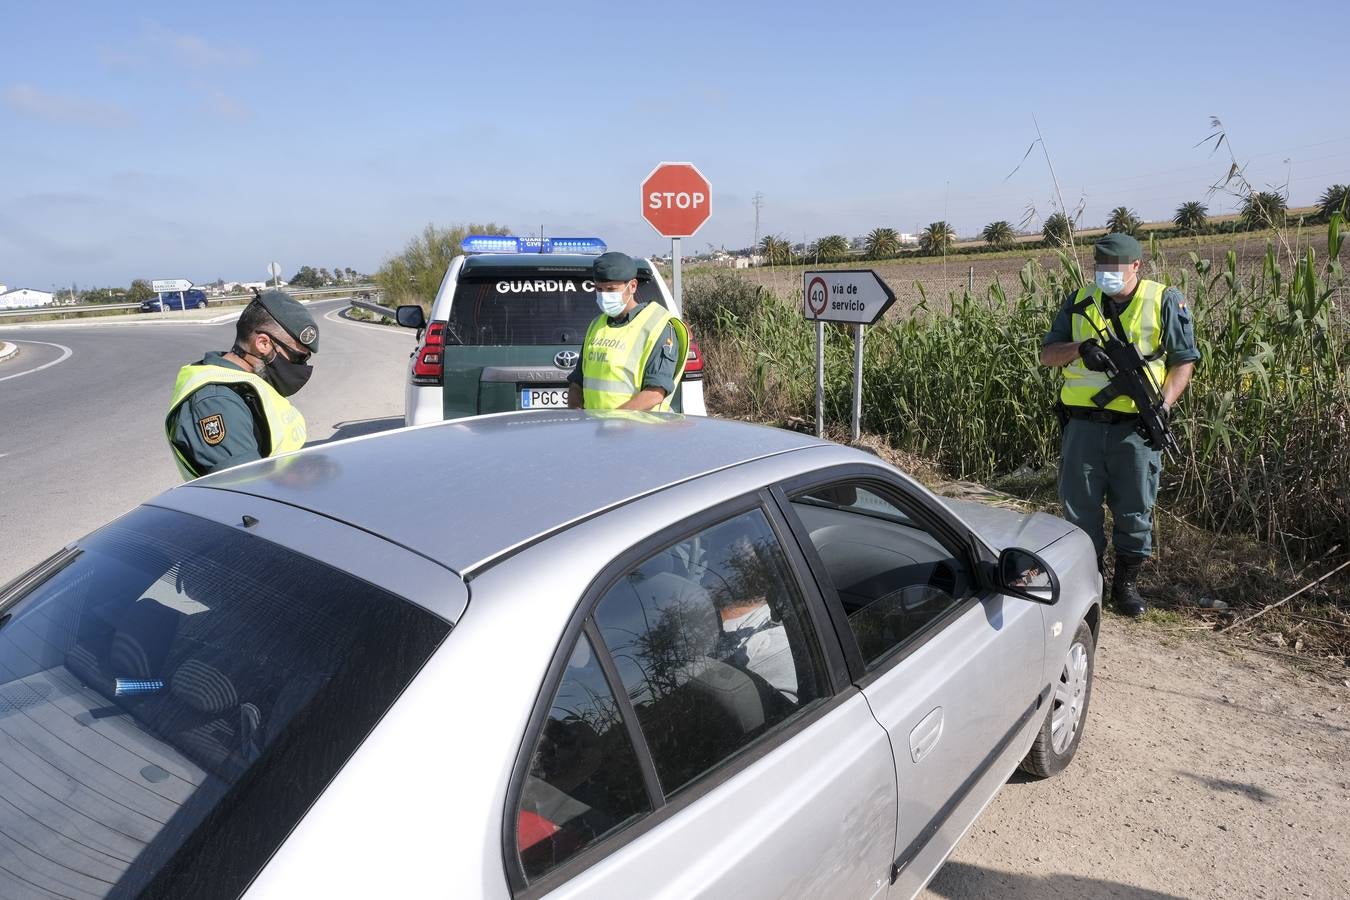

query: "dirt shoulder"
left=921, top=616, right=1350, bottom=899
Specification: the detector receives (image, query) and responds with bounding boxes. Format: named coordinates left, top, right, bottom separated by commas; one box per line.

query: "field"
left=687, top=228, right=1348, bottom=317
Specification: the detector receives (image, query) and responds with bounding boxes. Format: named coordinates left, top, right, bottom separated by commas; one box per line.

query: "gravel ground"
left=920, top=616, right=1349, bottom=899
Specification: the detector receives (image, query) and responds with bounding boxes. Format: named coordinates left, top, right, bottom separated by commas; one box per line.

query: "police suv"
left=396, top=236, right=706, bottom=425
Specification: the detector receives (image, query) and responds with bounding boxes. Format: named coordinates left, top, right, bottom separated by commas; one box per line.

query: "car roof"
left=183, top=412, right=827, bottom=575
left=460, top=254, right=654, bottom=276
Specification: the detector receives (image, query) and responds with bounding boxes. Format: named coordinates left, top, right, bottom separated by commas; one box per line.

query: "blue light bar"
left=462, top=235, right=524, bottom=254
left=461, top=235, right=607, bottom=255
left=114, top=678, right=165, bottom=697
left=547, top=237, right=607, bottom=255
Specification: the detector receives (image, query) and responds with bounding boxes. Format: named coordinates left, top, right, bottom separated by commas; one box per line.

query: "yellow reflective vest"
left=165, top=363, right=306, bottom=479
left=581, top=303, right=690, bottom=412
left=1061, top=280, right=1167, bottom=413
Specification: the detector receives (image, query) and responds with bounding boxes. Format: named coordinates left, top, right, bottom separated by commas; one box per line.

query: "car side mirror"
left=396, top=305, right=426, bottom=330
left=997, top=547, right=1059, bottom=605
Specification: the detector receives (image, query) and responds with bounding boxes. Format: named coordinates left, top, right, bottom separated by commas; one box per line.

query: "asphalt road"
left=0, top=300, right=415, bottom=580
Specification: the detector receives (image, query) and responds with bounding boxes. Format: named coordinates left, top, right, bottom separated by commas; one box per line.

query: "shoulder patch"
left=198, top=414, right=226, bottom=446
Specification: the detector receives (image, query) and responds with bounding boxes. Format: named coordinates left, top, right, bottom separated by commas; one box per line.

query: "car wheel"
left=1020, top=618, right=1094, bottom=778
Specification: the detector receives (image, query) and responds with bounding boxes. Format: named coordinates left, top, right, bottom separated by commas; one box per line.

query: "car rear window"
left=447, top=273, right=667, bottom=346
left=0, top=505, right=450, bottom=900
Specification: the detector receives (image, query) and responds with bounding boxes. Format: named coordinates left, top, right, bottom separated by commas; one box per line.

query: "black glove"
left=1078, top=338, right=1112, bottom=372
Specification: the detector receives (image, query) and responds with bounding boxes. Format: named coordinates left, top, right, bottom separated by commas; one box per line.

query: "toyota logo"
left=554, top=350, right=580, bottom=369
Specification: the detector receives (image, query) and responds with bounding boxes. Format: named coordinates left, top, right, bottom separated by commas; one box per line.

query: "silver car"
left=0, top=412, right=1101, bottom=899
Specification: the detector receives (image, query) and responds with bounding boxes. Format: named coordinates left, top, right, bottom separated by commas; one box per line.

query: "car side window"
left=517, top=635, right=652, bottom=882
left=593, top=508, right=829, bottom=795
left=791, top=482, right=971, bottom=667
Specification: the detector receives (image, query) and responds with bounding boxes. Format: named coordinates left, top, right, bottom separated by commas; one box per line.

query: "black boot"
left=1112, top=555, right=1146, bottom=617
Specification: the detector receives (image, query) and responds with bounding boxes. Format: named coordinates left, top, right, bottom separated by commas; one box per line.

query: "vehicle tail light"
left=684, top=340, right=704, bottom=380
left=412, top=321, right=445, bottom=385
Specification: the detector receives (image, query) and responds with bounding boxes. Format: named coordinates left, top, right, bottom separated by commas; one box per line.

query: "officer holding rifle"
left=1040, top=233, right=1200, bottom=616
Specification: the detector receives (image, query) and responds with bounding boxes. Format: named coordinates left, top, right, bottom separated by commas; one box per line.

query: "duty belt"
left=1065, top=407, right=1139, bottom=425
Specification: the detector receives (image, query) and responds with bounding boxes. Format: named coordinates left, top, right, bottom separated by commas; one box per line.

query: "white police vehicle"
left=398, top=236, right=706, bottom=425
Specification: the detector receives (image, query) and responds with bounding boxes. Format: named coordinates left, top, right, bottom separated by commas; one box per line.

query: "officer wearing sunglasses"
left=165, top=289, right=320, bottom=479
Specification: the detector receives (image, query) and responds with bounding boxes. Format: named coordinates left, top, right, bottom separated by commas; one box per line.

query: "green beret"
left=257, top=289, right=319, bottom=353
left=592, top=251, right=638, bottom=283
left=1094, top=233, right=1142, bottom=264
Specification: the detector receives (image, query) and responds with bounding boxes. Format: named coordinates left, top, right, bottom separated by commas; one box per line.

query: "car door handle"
left=909, top=707, right=943, bottom=763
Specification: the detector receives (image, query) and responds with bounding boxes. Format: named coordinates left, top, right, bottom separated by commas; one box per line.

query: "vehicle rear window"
left=447, top=274, right=667, bottom=346
left=0, top=506, right=449, bottom=900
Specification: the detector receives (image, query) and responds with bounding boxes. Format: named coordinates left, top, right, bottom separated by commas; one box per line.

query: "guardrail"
left=350, top=299, right=400, bottom=320
left=0, top=285, right=379, bottom=320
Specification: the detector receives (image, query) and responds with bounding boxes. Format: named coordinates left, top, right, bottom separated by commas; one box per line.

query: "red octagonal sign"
left=641, top=162, right=712, bottom=238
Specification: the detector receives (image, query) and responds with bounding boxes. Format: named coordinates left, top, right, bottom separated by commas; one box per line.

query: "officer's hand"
left=1078, top=338, right=1112, bottom=372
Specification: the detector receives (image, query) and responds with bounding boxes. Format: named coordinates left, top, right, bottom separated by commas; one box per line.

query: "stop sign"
left=641, top=162, right=712, bottom=238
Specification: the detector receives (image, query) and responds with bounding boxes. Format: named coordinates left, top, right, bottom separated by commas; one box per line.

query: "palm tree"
left=863, top=227, right=901, bottom=260
left=812, top=234, right=850, bottom=261
left=758, top=235, right=793, bottom=266
left=1106, top=206, right=1142, bottom=236
left=1043, top=212, right=1074, bottom=247
left=919, top=221, right=957, bottom=255
left=1241, top=191, right=1287, bottom=230
left=981, top=220, right=1015, bottom=249
left=1316, top=184, right=1349, bottom=222
left=1173, top=201, right=1209, bottom=236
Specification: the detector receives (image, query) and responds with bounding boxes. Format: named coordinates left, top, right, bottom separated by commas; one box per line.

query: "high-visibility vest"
left=165, top=363, right=306, bottom=479
left=1061, top=280, right=1167, bottom=412
left=581, top=303, right=690, bottom=412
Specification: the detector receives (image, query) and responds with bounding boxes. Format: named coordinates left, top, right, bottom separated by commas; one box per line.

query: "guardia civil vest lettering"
left=581, top=304, right=690, bottom=412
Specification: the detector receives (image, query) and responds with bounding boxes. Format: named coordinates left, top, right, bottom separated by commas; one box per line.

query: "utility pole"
left=752, top=192, right=765, bottom=253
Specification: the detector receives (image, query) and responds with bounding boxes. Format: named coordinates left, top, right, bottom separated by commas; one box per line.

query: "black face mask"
left=260, top=349, right=313, bottom=397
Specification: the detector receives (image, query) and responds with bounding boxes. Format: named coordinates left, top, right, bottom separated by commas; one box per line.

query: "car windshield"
left=0, top=506, right=449, bottom=899
left=447, top=273, right=667, bottom=346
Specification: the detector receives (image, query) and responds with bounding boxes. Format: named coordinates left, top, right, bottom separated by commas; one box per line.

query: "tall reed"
left=694, top=219, right=1349, bottom=557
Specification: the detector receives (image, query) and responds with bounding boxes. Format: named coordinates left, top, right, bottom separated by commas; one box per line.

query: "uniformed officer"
left=1040, top=233, right=1200, bottom=616
left=166, top=290, right=319, bottom=479
left=566, top=251, right=690, bottom=412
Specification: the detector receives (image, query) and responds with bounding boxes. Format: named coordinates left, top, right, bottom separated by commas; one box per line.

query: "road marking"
left=324, top=305, right=415, bottom=336
left=0, top=341, right=74, bottom=382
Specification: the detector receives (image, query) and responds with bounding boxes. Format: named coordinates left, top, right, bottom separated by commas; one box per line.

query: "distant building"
left=898, top=233, right=919, bottom=245
left=0, top=288, right=56, bottom=310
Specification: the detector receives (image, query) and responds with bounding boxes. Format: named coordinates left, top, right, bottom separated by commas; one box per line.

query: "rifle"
left=1073, top=295, right=1181, bottom=459
left=1091, top=338, right=1180, bottom=458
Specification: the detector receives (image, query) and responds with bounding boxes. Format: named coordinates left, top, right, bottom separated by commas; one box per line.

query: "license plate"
left=519, top=386, right=569, bottom=409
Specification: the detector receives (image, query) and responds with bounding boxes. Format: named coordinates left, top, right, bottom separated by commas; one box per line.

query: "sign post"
left=152, top=279, right=192, bottom=317
left=267, top=262, right=282, bottom=288
left=640, top=162, right=711, bottom=310
left=801, top=270, right=896, bottom=440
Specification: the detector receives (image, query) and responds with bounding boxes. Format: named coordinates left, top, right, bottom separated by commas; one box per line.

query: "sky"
left=2, top=0, right=1348, bottom=290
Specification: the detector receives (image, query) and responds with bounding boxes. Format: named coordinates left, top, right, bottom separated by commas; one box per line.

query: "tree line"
left=756, top=183, right=1349, bottom=264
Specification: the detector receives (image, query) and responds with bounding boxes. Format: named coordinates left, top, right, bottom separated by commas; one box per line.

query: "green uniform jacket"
left=167, top=353, right=283, bottom=477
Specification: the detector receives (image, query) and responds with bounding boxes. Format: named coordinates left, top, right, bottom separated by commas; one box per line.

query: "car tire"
left=1020, top=618, right=1094, bottom=779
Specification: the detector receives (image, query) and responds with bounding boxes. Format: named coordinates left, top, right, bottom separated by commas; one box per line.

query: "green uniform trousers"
left=1057, top=417, right=1162, bottom=559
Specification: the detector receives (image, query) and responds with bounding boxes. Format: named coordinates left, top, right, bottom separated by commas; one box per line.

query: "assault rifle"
left=1090, top=337, right=1181, bottom=459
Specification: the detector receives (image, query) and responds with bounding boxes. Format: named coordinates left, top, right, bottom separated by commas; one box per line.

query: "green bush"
left=681, top=271, right=768, bottom=338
